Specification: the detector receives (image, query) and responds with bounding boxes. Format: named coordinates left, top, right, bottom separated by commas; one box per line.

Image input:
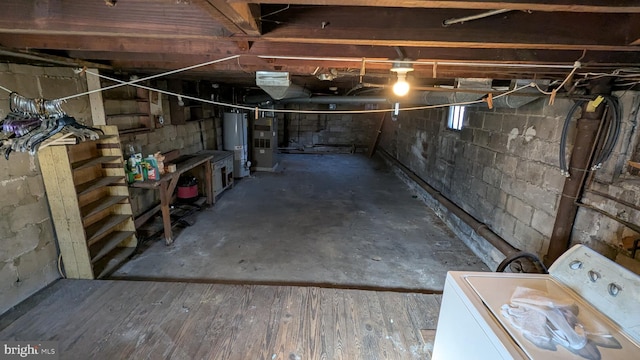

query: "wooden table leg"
left=159, top=184, right=173, bottom=245
left=204, top=160, right=213, bottom=206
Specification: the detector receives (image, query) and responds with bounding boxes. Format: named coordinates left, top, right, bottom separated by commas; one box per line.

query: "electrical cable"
left=55, top=55, right=240, bottom=102
left=592, top=95, right=622, bottom=169
left=0, top=57, right=595, bottom=118
left=83, top=69, right=540, bottom=115
left=559, top=99, right=585, bottom=176
left=257, top=55, right=577, bottom=69
left=558, top=95, right=622, bottom=176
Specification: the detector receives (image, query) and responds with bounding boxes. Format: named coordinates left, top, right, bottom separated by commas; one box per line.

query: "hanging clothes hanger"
left=1, top=93, right=103, bottom=158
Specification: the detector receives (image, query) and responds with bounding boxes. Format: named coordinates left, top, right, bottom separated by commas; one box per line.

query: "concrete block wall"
left=0, top=64, right=91, bottom=315
left=280, top=105, right=380, bottom=149
left=380, top=91, right=640, bottom=269
left=570, top=91, right=640, bottom=263
left=379, top=97, right=574, bottom=264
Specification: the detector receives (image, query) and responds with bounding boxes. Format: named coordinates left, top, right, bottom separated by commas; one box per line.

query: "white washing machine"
left=432, top=245, right=640, bottom=359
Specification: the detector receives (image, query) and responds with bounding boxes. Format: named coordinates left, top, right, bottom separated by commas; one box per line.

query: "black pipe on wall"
left=379, top=149, right=519, bottom=257
left=545, top=79, right=612, bottom=266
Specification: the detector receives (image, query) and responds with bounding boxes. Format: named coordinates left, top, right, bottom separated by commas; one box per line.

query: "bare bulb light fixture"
left=390, top=61, right=414, bottom=97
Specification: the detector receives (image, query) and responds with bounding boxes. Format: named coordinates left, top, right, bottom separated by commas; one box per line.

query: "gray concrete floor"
left=112, top=153, right=488, bottom=291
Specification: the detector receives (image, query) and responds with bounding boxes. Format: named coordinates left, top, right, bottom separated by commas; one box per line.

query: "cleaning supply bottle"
left=130, top=155, right=144, bottom=182
left=145, top=155, right=161, bottom=180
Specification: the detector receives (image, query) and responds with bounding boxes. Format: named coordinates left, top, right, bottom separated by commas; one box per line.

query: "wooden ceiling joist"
left=0, top=0, right=638, bottom=87
left=234, top=0, right=640, bottom=13
left=195, top=0, right=261, bottom=36
left=0, top=46, right=111, bottom=70
left=259, top=7, right=640, bottom=51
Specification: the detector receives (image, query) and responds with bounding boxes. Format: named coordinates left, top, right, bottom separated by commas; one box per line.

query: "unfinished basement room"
left=1, top=1, right=640, bottom=359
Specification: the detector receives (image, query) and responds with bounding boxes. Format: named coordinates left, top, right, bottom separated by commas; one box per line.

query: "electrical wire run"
left=83, top=70, right=542, bottom=115
left=0, top=54, right=634, bottom=118
left=0, top=84, right=12, bottom=93
left=55, top=55, right=241, bottom=102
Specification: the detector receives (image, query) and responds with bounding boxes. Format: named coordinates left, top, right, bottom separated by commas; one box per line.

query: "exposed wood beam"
left=260, top=7, right=640, bottom=51
left=0, top=35, right=238, bottom=56
left=195, top=0, right=260, bottom=36
left=63, top=50, right=640, bottom=74
left=0, top=3, right=638, bottom=52
left=7, top=35, right=640, bottom=66
left=0, top=27, right=636, bottom=53
left=228, top=1, right=261, bottom=34
left=262, top=37, right=638, bottom=52
left=0, top=29, right=228, bottom=41
left=107, top=59, right=592, bottom=81
left=235, top=0, right=640, bottom=13
left=0, top=0, right=229, bottom=37
left=0, top=46, right=111, bottom=69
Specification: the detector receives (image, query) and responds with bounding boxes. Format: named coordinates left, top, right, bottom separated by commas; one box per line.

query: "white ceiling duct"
left=251, top=75, right=548, bottom=109
left=256, top=71, right=311, bottom=100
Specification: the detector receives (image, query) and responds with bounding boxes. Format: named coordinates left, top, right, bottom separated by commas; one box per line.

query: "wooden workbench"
left=130, top=154, right=213, bottom=245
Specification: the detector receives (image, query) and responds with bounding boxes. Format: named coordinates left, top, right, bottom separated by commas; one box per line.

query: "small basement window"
left=447, top=105, right=465, bottom=131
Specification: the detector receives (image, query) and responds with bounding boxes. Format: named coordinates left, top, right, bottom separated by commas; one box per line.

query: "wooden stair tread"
left=76, top=176, right=124, bottom=196
left=90, top=231, right=136, bottom=264
left=85, top=214, right=131, bottom=245
left=106, top=113, right=150, bottom=118
left=81, top=195, right=129, bottom=221
left=72, top=156, right=121, bottom=171
left=118, top=127, right=152, bottom=135
left=95, top=246, right=136, bottom=279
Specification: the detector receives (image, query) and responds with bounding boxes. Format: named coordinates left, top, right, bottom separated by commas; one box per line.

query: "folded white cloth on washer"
left=501, top=286, right=614, bottom=360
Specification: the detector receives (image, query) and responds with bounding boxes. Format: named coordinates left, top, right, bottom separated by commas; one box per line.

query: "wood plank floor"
left=0, top=280, right=442, bottom=360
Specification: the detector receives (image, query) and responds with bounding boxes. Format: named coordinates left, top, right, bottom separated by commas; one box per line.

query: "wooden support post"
left=368, top=113, right=386, bottom=158
left=86, top=68, right=106, bottom=126
left=204, top=160, right=214, bottom=205
left=159, top=185, right=173, bottom=246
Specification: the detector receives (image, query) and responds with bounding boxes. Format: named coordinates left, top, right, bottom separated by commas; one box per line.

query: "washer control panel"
left=549, top=245, right=640, bottom=344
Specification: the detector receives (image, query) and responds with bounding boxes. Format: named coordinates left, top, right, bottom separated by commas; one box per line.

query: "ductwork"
left=280, top=90, right=542, bottom=109
left=255, top=71, right=311, bottom=100
left=416, top=90, right=481, bottom=105
left=280, top=96, right=388, bottom=105
left=250, top=75, right=546, bottom=109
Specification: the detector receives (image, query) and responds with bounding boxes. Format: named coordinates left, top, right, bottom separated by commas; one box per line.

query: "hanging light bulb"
left=390, top=60, right=414, bottom=97
left=393, top=73, right=410, bottom=96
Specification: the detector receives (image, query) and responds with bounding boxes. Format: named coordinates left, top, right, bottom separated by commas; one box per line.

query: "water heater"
left=223, top=112, right=250, bottom=178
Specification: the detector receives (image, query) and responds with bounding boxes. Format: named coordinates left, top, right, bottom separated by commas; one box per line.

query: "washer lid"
left=464, top=274, right=640, bottom=360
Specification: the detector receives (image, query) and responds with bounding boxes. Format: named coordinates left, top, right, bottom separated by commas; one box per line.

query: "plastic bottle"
left=145, top=155, right=161, bottom=180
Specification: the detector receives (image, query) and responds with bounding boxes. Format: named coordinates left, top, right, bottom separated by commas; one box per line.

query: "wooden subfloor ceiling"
left=0, top=279, right=441, bottom=359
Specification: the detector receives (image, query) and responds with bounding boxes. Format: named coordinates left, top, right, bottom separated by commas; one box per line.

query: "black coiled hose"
left=559, top=96, right=622, bottom=176
left=496, top=251, right=549, bottom=274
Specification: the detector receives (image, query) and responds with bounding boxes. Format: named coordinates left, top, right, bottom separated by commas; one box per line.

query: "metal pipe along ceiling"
left=442, top=9, right=513, bottom=26
left=278, top=91, right=540, bottom=109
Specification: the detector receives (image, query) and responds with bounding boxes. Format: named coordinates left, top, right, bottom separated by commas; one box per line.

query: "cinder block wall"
left=571, top=92, right=640, bottom=270
left=380, top=92, right=640, bottom=269
left=279, top=105, right=380, bottom=149
left=0, top=64, right=91, bottom=315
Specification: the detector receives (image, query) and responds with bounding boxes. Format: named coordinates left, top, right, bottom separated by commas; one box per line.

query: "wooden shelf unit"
left=104, top=87, right=154, bottom=134
left=38, top=125, right=137, bottom=279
